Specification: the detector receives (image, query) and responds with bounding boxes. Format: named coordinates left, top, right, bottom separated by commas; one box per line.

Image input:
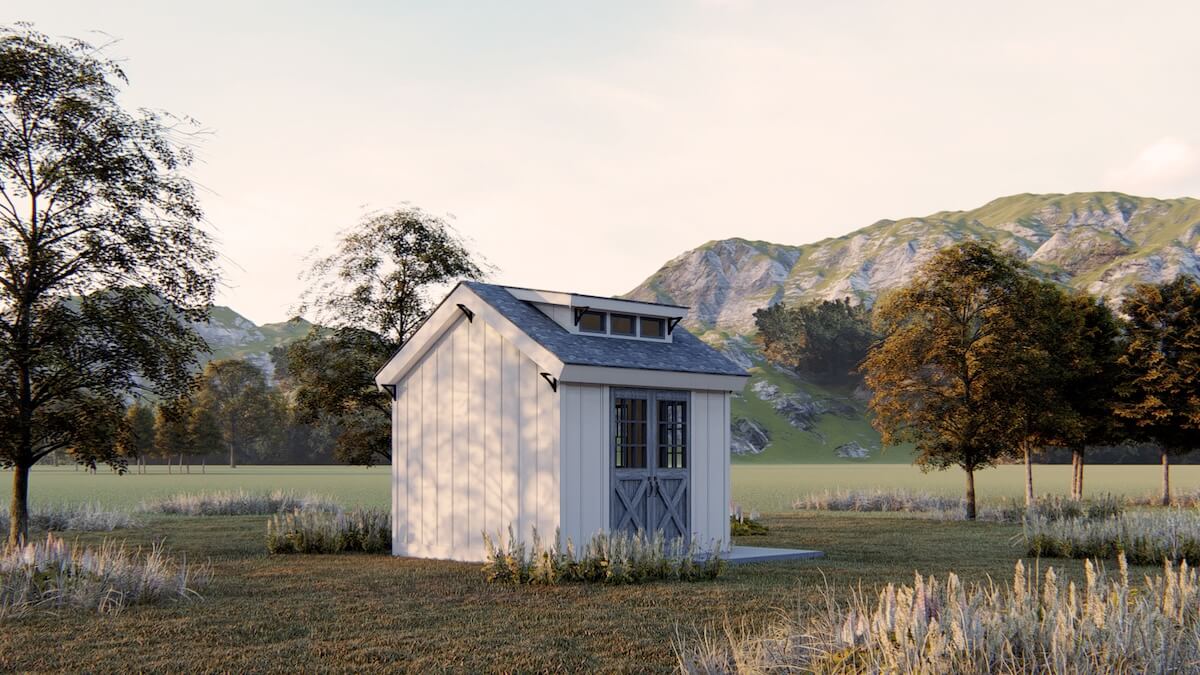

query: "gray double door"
left=610, top=389, right=690, bottom=542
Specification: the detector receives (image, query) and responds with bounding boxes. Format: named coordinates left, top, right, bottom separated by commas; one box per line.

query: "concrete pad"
left=724, top=545, right=824, bottom=565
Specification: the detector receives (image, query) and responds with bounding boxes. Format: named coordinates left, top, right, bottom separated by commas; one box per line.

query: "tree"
left=754, top=298, right=875, bottom=382
left=861, top=242, right=1029, bottom=520
left=187, top=394, right=222, bottom=472
left=287, top=208, right=487, bottom=466
left=153, top=398, right=192, bottom=472
left=1000, top=279, right=1078, bottom=506
left=281, top=328, right=393, bottom=465
left=0, top=26, right=216, bottom=545
left=192, top=359, right=281, bottom=468
left=117, top=403, right=156, bottom=474
left=1057, top=295, right=1126, bottom=500
left=1115, top=277, right=1200, bottom=506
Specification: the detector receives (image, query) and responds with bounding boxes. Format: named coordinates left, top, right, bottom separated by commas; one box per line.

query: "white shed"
left=374, top=282, right=749, bottom=562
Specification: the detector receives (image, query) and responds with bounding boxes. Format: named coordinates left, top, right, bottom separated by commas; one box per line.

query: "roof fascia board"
left=375, top=285, right=564, bottom=386
left=558, top=364, right=748, bottom=392
left=571, top=295, right=688, bottom=319
left=506, top=287, right=687, bottom=319
left=506, top=287, right=573, bottom=306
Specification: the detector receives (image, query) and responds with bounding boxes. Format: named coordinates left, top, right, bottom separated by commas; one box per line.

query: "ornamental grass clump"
left=679, top=555, right=1200, bottom=673
left=265, top=508, right=390, bottom=554
left=1024, top=510, right=1200, bottom=564
left=792, top=489, right=961, bottom=514
left=142, top=490, right=340, bottom=516
left=0, top=503, right=138, bottom=532
left=1129, top=488, right=1200, bottom=507
left=0, top=534, right=211, bottom=620
left=482, top=527, right=725, bottom=585
left=793, top=489, right=1124, bottom=523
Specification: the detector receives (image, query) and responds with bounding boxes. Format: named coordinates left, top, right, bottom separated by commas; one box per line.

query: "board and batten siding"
left=690, top=390, right=732, bottom=551
left=392, top=313, right=560, bottom=561
left=558, top=384, right=731, bottom=551
left=557, top=383, right=610, bottom=547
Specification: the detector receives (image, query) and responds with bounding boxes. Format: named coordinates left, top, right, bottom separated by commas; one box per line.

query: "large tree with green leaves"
left=286, top=208, right=487, bottom=466
left=862, top=242, right=1029, bottom=520
left=754, top=298, right=875, bottom=382
left=192, top=359, right=283, bottom=468
left=1115, top=277, right=1200, bottom=506
left=999, top=279, right=1077, bottom=506
left=0, top=26, right=216, bottom=545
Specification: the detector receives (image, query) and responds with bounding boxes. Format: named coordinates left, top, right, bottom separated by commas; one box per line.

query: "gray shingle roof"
left=464, top=281, right=748, bottom=377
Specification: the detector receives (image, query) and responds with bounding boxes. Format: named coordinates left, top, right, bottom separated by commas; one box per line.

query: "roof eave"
left=557, top=364, right=749, bottom=392
left=375, top=284, right=566, bottom=387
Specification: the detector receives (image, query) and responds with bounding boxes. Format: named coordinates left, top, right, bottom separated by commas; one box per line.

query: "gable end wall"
left=392, top=313, right=560, bottom=562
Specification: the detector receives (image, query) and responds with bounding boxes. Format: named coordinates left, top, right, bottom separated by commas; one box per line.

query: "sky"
left=16, top=1, right=1200, bottom=324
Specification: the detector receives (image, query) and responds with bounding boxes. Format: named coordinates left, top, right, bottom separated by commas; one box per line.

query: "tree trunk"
left=229, top=441, right=236, bottom=469
left=1074, top=448, right=1085, bottom=500
left=964, top=468, right=977, bottom=521
left=1023, top=442, right=1035, bottom=507
left=202, top=456, right=206, bottom=474
left=167, top=457, right=172, bottom=474
left=7, top=465, right=30, bottom=547
left=8, top=464, right=31, bottom=548
left=1162, top=448, right=1171, bottom=507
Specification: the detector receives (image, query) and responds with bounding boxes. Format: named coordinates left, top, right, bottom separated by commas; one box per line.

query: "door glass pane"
left=657, top=400, right=687, bottom=469
left=614, top=397, right=647, bottom=468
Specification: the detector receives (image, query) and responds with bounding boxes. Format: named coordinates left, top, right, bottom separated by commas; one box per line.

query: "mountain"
left=191, top=307, right=313, bottom=380
left=627, top=192, right=1200, bottom=463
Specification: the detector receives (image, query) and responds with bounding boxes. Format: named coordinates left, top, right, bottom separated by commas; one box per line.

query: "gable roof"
left=463, top=281, right=747, bottom=377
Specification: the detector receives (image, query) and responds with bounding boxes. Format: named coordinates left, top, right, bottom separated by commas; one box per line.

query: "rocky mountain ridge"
left=190, top=307, right=313, bottom=380
left=627, top=192, right=1200, bottom=462
left=630, top=192, right=1200, bottom=334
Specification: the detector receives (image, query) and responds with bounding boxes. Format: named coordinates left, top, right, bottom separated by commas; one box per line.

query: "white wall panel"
left=558, top=383, right=609, bottom=547
left=392, top=313, right=562, bottom=561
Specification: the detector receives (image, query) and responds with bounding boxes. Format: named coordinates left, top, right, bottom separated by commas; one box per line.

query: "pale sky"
left=17, top=1, right=1200, bottom=324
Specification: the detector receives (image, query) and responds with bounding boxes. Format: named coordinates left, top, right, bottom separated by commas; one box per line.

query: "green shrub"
left=481, top=528, right=725, bottom=585
left=266, top=508, right=390, bottom=554
left=730, top=516, right=768, bottom=536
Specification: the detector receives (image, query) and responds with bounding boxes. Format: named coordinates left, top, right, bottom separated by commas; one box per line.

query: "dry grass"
left=0, top=503, right=138, bottom=532
left=482, top=528, right=725, bottom=584
left=793, top=489, right=1124, bottom=523
left=1025, top=509, right=1200, bottom=564
left=680, top=555, right=1200, bottom=673
left=0, top=533, right=210, bottom=620
left=266, top=508, right=390, bottom=554
left=139, top=489, right=340, bottom=516
left=0, top=511, right=1165, bottom=672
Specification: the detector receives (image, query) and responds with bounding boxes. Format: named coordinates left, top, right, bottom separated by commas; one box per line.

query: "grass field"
left=2, top=464, right=1194, bottom=671
left=4, top=463, right=1197, bottom=512
left=0, top=511, right=1114, bottom=673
